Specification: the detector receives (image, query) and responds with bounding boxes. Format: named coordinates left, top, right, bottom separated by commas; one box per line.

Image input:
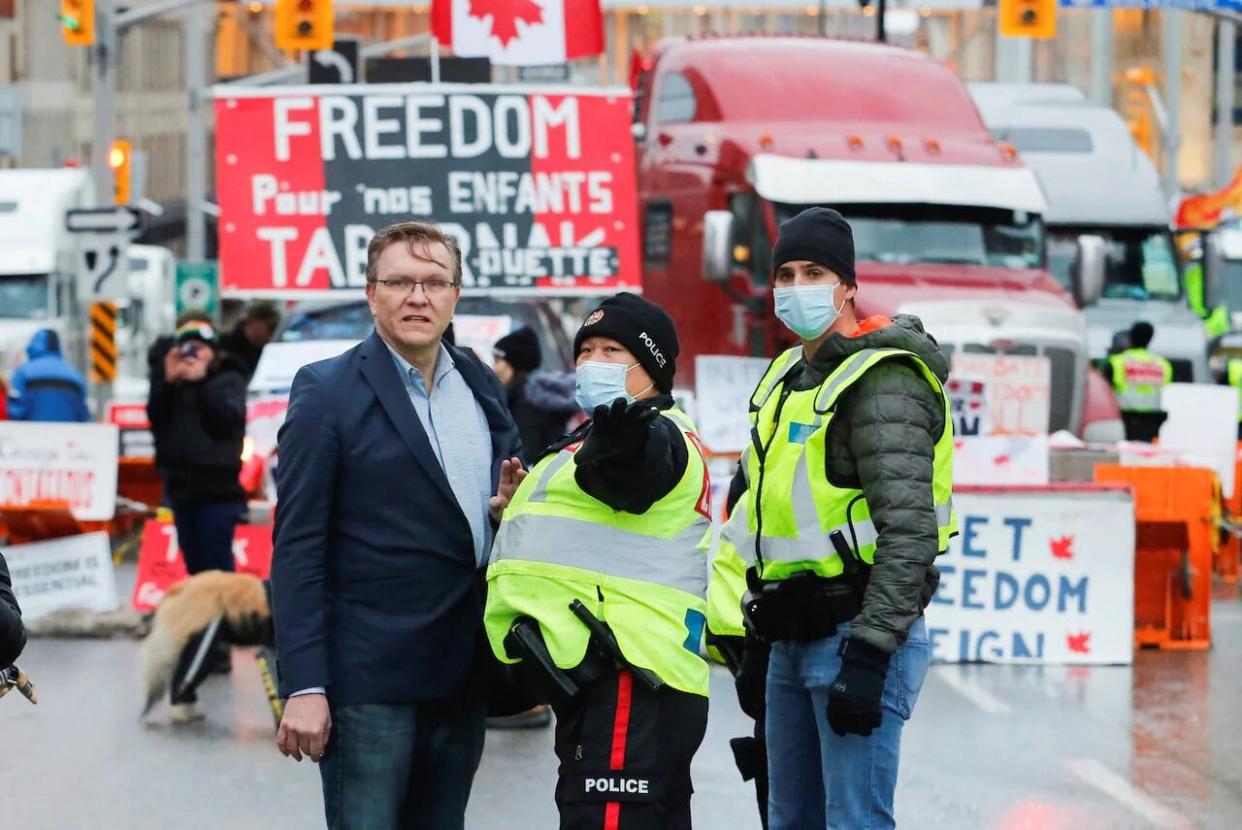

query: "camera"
left=178, top=341, right=201, bottom=359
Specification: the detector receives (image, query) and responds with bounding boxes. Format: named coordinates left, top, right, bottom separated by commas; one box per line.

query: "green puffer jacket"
left=785, top=314, right=949, bottom=655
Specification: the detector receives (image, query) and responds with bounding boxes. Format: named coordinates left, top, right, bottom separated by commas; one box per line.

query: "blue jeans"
left=171, top=500, right=242, bottom=574
left=765, top=618, right=930, bottom=830
left=320, top=693, right=487, bottom=830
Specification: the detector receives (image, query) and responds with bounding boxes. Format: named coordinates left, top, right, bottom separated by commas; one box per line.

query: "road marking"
left=933, top=666, right=1012, bottom=715
left=1065, top=758, right=1193, bottom=829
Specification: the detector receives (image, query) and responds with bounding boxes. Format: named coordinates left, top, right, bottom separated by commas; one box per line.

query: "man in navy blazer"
left=271, top=221, right=525, bottom=830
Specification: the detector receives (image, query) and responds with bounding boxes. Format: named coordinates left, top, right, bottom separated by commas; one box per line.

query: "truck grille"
left=943, top=341, right=1083, bottom=434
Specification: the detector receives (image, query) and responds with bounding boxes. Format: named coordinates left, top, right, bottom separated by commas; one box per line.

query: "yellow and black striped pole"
left=90, top=301, right=118, bottom=383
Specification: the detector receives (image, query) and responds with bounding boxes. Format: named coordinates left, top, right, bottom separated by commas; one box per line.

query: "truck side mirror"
left=631, top=122, right=647, bottom=143
left=1073, top=234, right=1107, bottom=307
left=1203, top=233, right=1225, bottom=311
left=702, top=210, right=734, bottom=284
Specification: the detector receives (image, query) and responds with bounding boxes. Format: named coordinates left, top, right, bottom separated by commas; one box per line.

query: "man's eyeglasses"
left=374, top=278, right=457, bottom=296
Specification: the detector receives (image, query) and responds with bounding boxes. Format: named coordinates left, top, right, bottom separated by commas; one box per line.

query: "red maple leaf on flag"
left=1050, top=535, right=1075, bottom=560
left=993, top=454, right=1010, bottom=465
left=469, top=0, right=544, bottom=47
left=1066, top=632, right=1091, bottom=653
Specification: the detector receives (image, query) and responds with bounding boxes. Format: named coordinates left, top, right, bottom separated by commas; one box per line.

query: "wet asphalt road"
left=4, top=582, right=1242, bottom=829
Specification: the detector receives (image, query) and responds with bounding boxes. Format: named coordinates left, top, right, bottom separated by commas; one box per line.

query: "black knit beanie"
left=494, top=326, right=542, bottom=373
left=573, top=292, right=679, bottom=392
left=772, top=207, right=856, bottom=285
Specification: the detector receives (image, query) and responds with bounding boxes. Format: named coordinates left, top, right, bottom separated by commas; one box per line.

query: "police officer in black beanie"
left=487, top=290, right=712, bottom=829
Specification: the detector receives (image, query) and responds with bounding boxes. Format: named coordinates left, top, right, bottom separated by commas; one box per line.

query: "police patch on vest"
left=560, top=770, right=664, bottom=803
left=788, top=422, right=817, bottom=444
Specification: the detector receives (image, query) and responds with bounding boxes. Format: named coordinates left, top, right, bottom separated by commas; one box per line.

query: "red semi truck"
left=631, top=37, right=1120, bottom=440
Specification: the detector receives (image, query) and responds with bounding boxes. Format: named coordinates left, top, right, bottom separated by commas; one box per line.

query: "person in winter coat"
left=492, top=326, right=580, bottom=463
left=0, top=551, right=25, bottom=669
left=737, top=208, right=954, bottom=829
left=147, top=319, right=248, bottom=577
left=217, top=301, right=282, bottom=379
left=6, top=329, right=90, bottom=422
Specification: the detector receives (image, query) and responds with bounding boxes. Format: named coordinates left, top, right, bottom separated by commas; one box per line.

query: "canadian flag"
left=432, top=0, right=605, bottom=67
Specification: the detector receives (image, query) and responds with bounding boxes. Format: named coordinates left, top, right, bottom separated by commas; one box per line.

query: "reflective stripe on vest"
left=496, top=417, right=709, bottom=598
left=745, top=346, right=956, bottom=579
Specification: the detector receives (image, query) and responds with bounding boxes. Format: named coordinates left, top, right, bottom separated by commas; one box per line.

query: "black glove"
left=734, top=638, right=770, bottom=721
left=581, top=398, right=659, bottom=460
left=826, top=638, right=891, bottom=737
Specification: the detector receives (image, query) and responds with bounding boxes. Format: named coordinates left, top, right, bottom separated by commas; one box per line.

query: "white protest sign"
left=5, top=531, right=120, bottom=620
left=953, top=435, right=1050, bottom=486
left=1158, top=383, right=1238, bottom=499
left=454, top=314, right=514, bottom=363
left=694, top=356, right=771, bottom=454
left=0, top=422, right=119, bottom=520
left=926, top=488, right=1134, bottom=665
left=950, top=353, right=1051, bottom=435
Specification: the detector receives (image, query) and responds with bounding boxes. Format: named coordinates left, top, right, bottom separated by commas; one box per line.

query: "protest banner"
left=0, top=422, right=119, bottom=520
left=927, top=487, right=1135, bottom=665
left=104, top=400, right=154, bottom=459
left=693, top=355, right=772, bottom=455
left=5, top=532, right=119, bottom=620
left=950, top=353, right=1051, bottom=435
left=131, top=520, right=275, bottom=612
left=214, top=86, right=640, bottom=297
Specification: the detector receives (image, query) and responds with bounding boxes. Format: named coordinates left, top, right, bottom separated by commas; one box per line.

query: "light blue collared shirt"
left=387, top=341, right=494, bottom=566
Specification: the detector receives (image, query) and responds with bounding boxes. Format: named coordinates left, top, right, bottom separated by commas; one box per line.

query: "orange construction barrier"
left=1219, top=445, right=1242, bottom=583
left=1093, top=464, right=1213, bottom=650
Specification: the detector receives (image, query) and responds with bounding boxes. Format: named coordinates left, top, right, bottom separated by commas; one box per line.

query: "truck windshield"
left=776, top=203, right=1042, bottom=270
left=1047, top=227, right=1181, bottom=301
left=0, top=274, right=50, bottom=319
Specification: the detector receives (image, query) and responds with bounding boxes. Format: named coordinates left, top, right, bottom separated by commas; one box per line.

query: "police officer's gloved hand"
left=583, top=398, right=659, bottom=459
left=826, top=638, right=891, bottom=737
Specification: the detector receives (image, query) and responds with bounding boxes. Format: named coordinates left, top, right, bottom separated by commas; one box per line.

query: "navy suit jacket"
left=270, top=331, right=520, bottom=703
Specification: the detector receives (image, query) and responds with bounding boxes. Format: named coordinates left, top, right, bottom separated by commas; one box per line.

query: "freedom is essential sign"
left=214, top=86, right=640, bottom=297
left=926, top=487, right=1135, bottom=665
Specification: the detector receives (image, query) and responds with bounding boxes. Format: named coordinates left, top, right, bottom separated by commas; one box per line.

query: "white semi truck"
left=971, top=83, right=1210, bottom=383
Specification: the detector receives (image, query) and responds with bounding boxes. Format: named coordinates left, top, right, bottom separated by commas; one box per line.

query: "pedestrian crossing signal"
left=61, top=0, right=95, bottom=46
left=999, top=0, right=1056, bottom=40
left=275, top=0, right=334, bottom=51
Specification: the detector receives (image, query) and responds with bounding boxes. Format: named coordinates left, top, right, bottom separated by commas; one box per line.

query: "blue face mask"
left=773, top=283, right=844, bottom=340
left=575, top=361, right=651, bottom=412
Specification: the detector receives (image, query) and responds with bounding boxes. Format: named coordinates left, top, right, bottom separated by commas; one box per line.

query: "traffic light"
left=60, top=0, right=95, bottom=46
left=109, top=139, right=132, bottom=205
left=275, top=0, right=334, bottom=51
left=999, top=0, right=1056, bottom=40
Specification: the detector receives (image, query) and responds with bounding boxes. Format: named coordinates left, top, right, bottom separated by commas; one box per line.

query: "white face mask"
left=574, top=361, right=652, bottom=412
left=773, top=283, right=844, bottom=340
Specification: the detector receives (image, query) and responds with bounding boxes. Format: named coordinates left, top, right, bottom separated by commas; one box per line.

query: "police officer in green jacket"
left=485, top=293, right=711, bottom=830
left=742, top=208, right=955, bottom=829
